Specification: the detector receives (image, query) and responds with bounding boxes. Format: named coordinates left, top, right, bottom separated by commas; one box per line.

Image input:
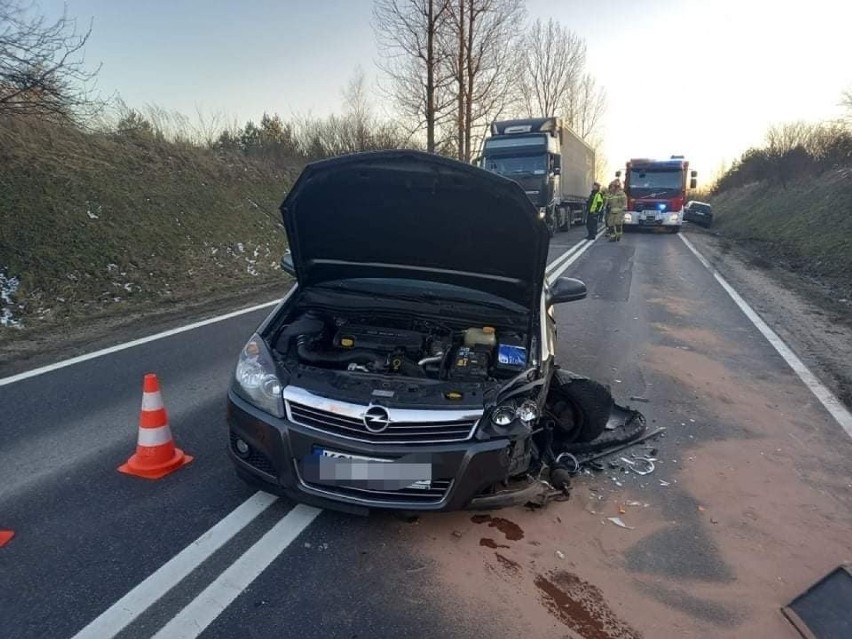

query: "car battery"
left=450, top=346, right=490, bottom=380
left=495, top=333, right=528, bottom=374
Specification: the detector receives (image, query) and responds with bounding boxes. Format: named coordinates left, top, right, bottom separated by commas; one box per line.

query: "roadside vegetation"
left=706, top=106, right=852, bottom=296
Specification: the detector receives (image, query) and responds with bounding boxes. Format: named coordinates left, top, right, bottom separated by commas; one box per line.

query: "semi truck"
left=615, top=156, right=697, bottom=233
left=475, top=117, right=596, bottom=236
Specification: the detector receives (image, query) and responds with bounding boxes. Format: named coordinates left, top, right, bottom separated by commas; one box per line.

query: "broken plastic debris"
left=614, top=379, right=623, bottom=383
left=607, top=517, right=635, bottom=530
left=659, top=480, right=671, bottom=487
left=556, top=550, right=565, bottom=559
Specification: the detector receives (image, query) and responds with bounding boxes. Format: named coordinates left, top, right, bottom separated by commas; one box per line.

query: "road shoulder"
left=684, top=226, right=852, bottom=410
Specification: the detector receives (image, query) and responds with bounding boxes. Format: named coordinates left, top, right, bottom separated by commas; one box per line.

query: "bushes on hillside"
left=715, top=121, right=852, bottom=193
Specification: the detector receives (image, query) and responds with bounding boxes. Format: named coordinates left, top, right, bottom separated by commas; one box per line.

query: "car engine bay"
left=273, top=309, right=533, bottom=385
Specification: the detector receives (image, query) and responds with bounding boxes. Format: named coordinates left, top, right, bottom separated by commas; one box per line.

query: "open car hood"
left=280, top=150, right=551, bottom=310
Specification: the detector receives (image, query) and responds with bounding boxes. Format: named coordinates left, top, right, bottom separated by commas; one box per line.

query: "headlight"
left=490, top=400, right=540, bottom=427
left=491, top=405, right=516, bottom=426
left=233, top=333, right=284, bottom=417
left=623, top=213, right=633, bottom=222
left=668, top=212, right=679, bottom=222
left=516, top=400, right=539, bottom=423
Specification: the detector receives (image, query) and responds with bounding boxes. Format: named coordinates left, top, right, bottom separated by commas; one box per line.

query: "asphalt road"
left=2, top=221, right=850, bottom=639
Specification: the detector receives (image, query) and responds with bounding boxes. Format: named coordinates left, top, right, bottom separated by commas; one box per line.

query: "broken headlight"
left=516, top=400, right=539, bottom=424
left=233, top=333, right=284, bottom=418
left=490, top=400, right=540, bottom=427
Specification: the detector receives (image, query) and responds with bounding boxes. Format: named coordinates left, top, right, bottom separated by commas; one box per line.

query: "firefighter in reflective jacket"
left=585, top=182, right=605, bottom=240
left=605, top=179, right=628, bottom=242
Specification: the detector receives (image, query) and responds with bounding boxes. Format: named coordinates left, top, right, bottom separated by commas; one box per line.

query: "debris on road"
left=659, top=480, right=671, bottom=487
left=556, top=550, right=565, bottom=560
left=607, top=517, right=635, bottom=530
left=629, top=396, right=651, bottom=403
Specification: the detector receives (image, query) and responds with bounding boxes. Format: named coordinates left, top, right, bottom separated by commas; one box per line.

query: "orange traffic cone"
left=0, top=530, right=14, bottom=547
left=118, top=373, right=193, bottom=479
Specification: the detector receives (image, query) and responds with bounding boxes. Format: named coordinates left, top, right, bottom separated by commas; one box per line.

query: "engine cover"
left=333, top=324, right=424, bottom=354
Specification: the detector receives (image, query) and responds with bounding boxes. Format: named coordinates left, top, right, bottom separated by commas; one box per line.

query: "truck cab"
left=617, top=156, right=698, bottom=233
left=479, top=118, right=564, bottom=234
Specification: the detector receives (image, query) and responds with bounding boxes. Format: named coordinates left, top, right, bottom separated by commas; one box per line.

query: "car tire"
left=548, top=375, right=613, bottom=444
left=669, top=226, right=681, bottom=234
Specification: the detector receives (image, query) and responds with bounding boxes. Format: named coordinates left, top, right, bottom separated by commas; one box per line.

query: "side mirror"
left=690, top=178, right=697, bottom=189
left=280, top=252, right=296, bottom=276
left=691, top=170, right=697, bottom=178
left=548, top=277, right=587, bottom=304
left=553, top=166, right=561, bottom=176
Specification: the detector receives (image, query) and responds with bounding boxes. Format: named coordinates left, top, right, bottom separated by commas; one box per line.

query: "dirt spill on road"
left=470, top=514, right=524, bottom=541
left=651, top=324, right=738, bottom=354
left=494, top=553, right=520, bottom=573
left=479, top=537, right=509, bottom=549
left=534, top=570, right=643, bottom=639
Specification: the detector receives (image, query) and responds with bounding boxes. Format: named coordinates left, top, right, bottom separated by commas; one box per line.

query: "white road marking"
left=0, top=300, right=280, bottom=388
left=69, top=491, right=279, bottom=639
left=680, top=234, right=852, bottom=438
left=545, top=237, right=587, bottom=277
left=151, top=504, right=322, bottom=639
left=547, top=228, right=605, bottom=282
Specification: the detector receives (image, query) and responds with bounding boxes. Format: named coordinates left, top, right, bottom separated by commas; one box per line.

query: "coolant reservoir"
left=464, top=326, right=496, bottom=348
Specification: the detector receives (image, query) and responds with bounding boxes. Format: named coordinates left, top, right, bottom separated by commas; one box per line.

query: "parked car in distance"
left=684, top=200, right=713, bottom=227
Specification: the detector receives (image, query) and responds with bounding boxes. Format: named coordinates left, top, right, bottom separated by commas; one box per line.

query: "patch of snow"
left=1, top=270, right=22, bottom=328
left=107, top=263, right=118, bottom=272
left=236, top=243, right=245, bottom=253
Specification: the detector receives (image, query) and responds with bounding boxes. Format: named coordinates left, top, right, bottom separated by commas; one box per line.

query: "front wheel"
left=669, top=226, right=681, bottom=234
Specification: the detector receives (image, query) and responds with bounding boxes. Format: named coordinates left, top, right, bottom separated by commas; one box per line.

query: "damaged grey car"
left=226, top=150, right=644, bottom=515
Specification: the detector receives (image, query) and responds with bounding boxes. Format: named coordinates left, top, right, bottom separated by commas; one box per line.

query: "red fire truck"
left=615, top=156, right=697, bottom=233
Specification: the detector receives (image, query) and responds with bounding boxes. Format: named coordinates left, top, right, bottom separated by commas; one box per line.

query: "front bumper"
left=622, top=211, right=682, bottom=227
left=226, top=391, right=524, bottom=515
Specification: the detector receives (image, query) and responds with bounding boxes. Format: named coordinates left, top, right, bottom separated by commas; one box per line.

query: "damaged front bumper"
left=226, top=387, right=644, bottom=515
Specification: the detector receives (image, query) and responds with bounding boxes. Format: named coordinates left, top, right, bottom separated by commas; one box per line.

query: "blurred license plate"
left=311, top=446, right=432, bottom=488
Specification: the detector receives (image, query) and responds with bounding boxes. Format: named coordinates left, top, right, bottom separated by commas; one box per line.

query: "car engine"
left=273, top=310, right=529, bottom=382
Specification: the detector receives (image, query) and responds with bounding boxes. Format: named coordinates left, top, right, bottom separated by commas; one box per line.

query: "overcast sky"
left=45, top=0, right=852, bottom=185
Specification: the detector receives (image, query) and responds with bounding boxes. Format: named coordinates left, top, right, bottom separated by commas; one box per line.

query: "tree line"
left=713, top=116, right=852, bottom=194
left=1, top=0, right=606, bottom=165
left=373, top=0, right=606, bottom=161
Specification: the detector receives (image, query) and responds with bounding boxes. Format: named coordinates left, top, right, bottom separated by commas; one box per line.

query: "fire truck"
left=615, top=156, right=697, bottom=233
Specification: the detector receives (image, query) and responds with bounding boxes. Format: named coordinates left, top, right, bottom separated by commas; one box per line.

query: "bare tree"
left=0, top=0, right=101, bottom=120
left=841, top=87, right=852, bottom=126
left=342, top=65, right=372, bottom=151
left=564, top=72, right=606, bottom=140
left=448, top=0, right=525, bottom=162
left=514, top=18, right=585, bottom=118
left=372, top=0, right=454, bottom=152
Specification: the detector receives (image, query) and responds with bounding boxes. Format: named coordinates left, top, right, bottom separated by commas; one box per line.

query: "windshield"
left=315, top=278, right=528, bottom=313
left=628, top=169, right=683, bottom=193
left=484, top=154, right=547, bottom=176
